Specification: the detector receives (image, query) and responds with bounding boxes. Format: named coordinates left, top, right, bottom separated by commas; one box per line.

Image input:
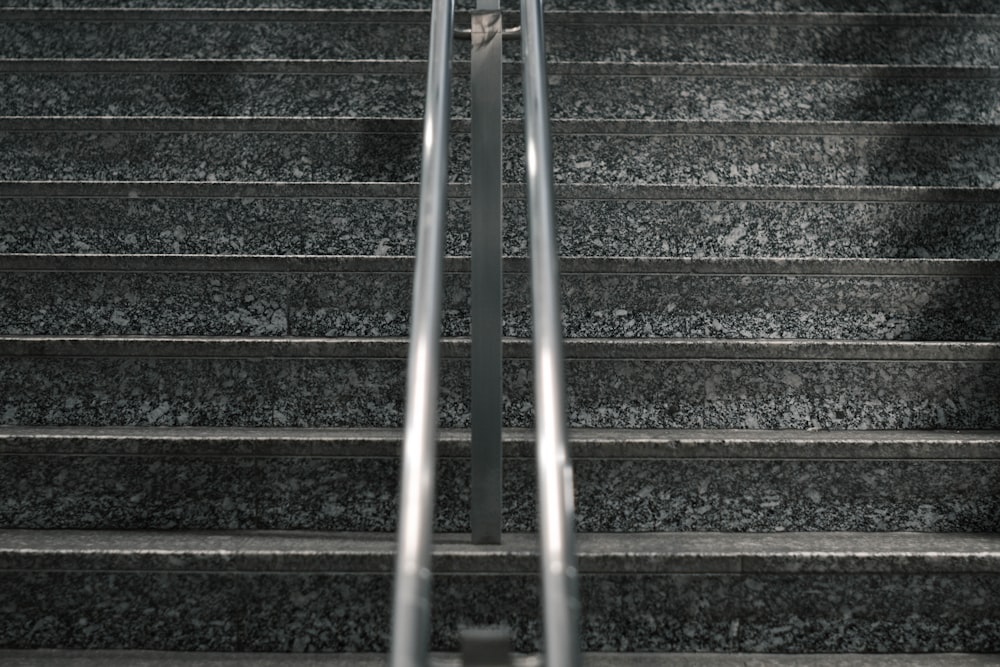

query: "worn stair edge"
left=4, top=426, right=1000, bottom=459
left=2, top=336, right=999, bottom=361
left=4, top=8, right=1000, bottom=25
left=0, top=652, right=998, bottom=666
left=5, top=59, right=1000, bottom=79
left=5, top=182, right=1000, bottom=203
left=2, top=530, right=999, bottom=574
left=0, top=8, right=439, bottom=21
left=5, top=254, right=1000, bottom=276
left=6, top=117, right=1000, bottom=137
left=0, top=58, right=432, bottom=74
left=3, top=0, right=999, bottom=13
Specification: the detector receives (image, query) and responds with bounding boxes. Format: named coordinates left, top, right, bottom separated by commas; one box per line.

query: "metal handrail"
left=520, top=0, right=582, bottom=664
left=391, top=0, right=580, bottom=663
left=389, top=0, right=454, bottom=664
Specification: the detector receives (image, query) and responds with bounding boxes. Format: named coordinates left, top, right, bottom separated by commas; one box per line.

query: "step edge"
left=4, top=254, right=1000, bottom=276
left=5, top=59, right=999, bottom=80
left=0, top=651, right=997, bottom=667
left=4, top=182, right=1000, bottom=203
left=2, top=336, right=999, bottom=361
left=3, top=425, right=1000, bottom=459
left=5, top=116, right=1000, bottom=137
left=1, top=530, right=998, bottom=574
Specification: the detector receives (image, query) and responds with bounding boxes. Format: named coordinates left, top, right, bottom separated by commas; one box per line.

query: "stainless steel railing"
left=389, top=0, right=454, bottom=663
left=519, top=0, right=582, bottom=663
left=390, top=0, right=580, bottom=663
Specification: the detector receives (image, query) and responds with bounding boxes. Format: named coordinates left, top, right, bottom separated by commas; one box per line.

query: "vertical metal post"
left=470, top=1, right=504, bottom=545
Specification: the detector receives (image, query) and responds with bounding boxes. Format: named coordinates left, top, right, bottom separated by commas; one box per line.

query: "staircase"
left=3, top=0, right=1000, bottom=663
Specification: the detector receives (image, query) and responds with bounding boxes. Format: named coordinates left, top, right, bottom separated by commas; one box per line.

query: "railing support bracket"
left=461, top=627, right=513, bottom=667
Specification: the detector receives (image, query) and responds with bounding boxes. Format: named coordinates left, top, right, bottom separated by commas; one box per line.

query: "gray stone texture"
left=7, top=72, right=1000, bottom=125
left=5, top=268, right=1000, bottom=340
left=3, top=354, right=1000, bottom=430
left=6, top=130, right=1000, bottom=188
left=4, top=197, right=1000, bottom=259
left=3, top=567, right=999, bottom=652
left=3, top=452, right=998, bottom=532
left=6, top=0, right=1000, bottom=10
left=4, top=18, right=1000, bottom=67
left=4, top=0, right=1000, bottom=658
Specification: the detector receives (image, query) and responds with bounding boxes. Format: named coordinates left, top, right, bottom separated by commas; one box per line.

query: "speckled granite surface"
left=735, top=573, right=1000, bottom=652
left=4, top=197, right=999, bottom=259
left=4, top=19, right=1000, bottom=67
left=559, top=357, right=1000, bottom=429
left=2, top=72, right=439, bottom=119
left=3, top=452, right=999, bottom=532
left=7, top=72, right=1000, bottom=124
left=0, top=197, right=449, bottom=257
left=6, top=268, right=1000, bottom=340
left=0, top=20, right=434, bottom=61
left=0, top=272, right=291, bottom=336
left=6, top=130, right=1000, bottom=187
left=2, top=0, right=1000, bottom=658
left=5, top=0, right=999, bottom=11
left=2, top=568, right=1000, bottom=652
left=547, top=74, right=1000, bottom=124
left=3, top=353, right=1000, bottom=429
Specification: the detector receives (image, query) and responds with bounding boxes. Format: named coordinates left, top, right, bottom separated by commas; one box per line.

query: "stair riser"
left=4, top=453, right=998, bottom=532
left=2, top=569, right=998, bottom=652
left=5, top=21, right=1000, bottom=67
left=5, top=270, right=1000, bottom=340
left=5, top=197, right=999, bottom=260
left=6, top=131, right=1000, bottom=188
left=3, top=356, right=999, bottom=429
left=8, top=72, right=1000, bottom=124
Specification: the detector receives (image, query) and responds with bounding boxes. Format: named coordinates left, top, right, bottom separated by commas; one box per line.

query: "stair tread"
left=3, top=335, right=999, bottom=360
left=6, top=254, right=1000, bottom=275
left=5, top=13, right=1000, bottom=67
left=2, top=529, right=1000, bottom=573
left=7, top=7, right=1000, bottom=21
left=6, top=130, right=1000, bottom=188
left=8, top=117, right=1000, bottom=135
left=1, top=651, right=999, bottom=666
left=5, top=0, right=1000, bottom=14
left=4, top=425, right=1000, bottom=459
left=6, top=59, right=1000, bottom=77
left=8, top=73, right=1000, bottom=124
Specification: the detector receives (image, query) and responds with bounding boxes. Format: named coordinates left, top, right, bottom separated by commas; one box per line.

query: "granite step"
left=2, top=337, right=999, bottom=430
left=3, top=184, right=999, bottom=260
left=4, top=255, right=1000, bottom=340
left=2, top=426, right=998, bottom=533
left=4, top=119, right=1000, bottom=187
left=2, top=530, right=998, bottom=653
left=3, top=651, right=1000, bottom=667
left=7, top=0, right=1000, bottom=12
left=5, top=64, right=1000, bottom=124
left=3, top=9, right=1000, bottom=67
